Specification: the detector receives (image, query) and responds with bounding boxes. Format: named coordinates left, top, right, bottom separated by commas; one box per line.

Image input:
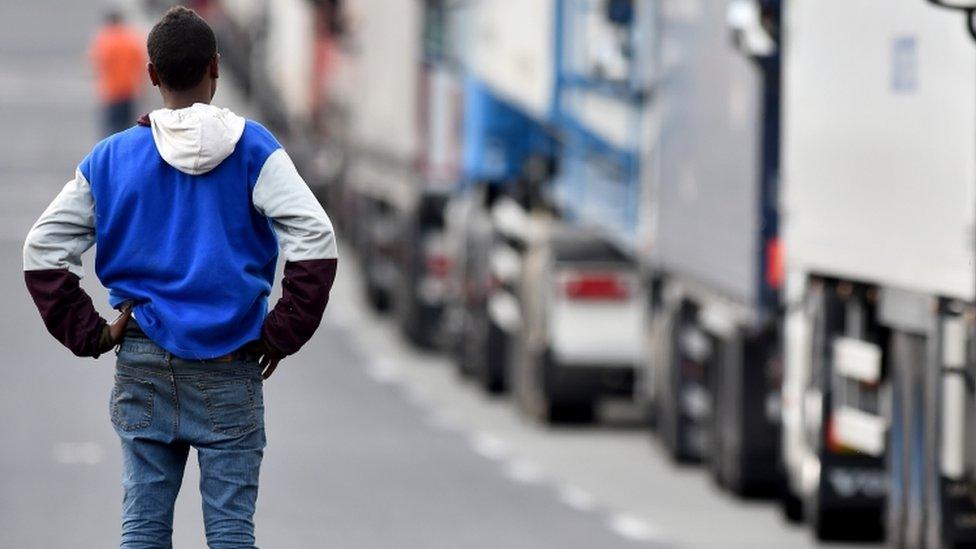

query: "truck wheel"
left=546, top=401, right=596, bottom=424
left=516, top=346, right=595, bottom=425
left=659, top=302, right=706, bottom=463
left=458, top=305, right=487, bottom=379
left=707, top=337, right=730, bottom=487
left=781, top=488, right=804, bottom=523
left=477, top=318, right=508, bottom=394
left=365, top=279, right=392, bottom=312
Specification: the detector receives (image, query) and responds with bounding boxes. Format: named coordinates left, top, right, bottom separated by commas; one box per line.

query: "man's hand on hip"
left=97, top=302, right=133, bottom=355
left=243, top=338, right=286, bottom=379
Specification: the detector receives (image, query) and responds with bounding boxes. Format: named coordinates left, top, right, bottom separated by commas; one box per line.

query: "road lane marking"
left=52, top=442, right=104, bottom=465
left=504, top=458, right=544, bottom=484
left=558, top=485, right=597, bottom=512
left=470, top=432, right=510, bottom=461
left=608, top=513, right=661, bottom=543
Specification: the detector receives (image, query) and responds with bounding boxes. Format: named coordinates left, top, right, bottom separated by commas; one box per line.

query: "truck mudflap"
left=813, top=453, right=886, bottom=539
left=709, top=325, right=783, bottom=496
left=801, top=280, right=888, bottom=540
left=934, top=478, right=976, bottom=547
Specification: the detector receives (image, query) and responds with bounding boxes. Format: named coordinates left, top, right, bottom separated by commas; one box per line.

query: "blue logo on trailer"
left=892, top=36, right=918, bottom=93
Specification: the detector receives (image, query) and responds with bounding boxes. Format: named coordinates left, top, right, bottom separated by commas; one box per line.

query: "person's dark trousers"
left=103, top=98, right=135, bottom=136
left=111, top=327, right=265, bottom=548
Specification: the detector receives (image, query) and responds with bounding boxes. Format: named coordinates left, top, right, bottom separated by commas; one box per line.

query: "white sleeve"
left=23, top=169, right=96, bottom=278
left=252, top=148, right=338, bottom=261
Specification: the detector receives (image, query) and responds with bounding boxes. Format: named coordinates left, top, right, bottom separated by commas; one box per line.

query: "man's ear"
left=210, top=54, right=220, bottom=79
left=147, top=62, right=160, bottom=87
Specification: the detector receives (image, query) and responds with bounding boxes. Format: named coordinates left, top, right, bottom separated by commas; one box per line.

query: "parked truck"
left=640, top=0, right=784, bottom=497
left=201, top=0, right=348, bottom=204
left=505, top=0, right=654, bottom=419
left=779, top=0, right=976, bottom=542
left=431, top=0, right=650, bottom=416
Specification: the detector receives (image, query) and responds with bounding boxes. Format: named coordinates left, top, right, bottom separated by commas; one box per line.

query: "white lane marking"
left=504, top=458, right=545, bottom=485
left=558, top=485, right=597, bottom=512
left=366, top=359, right=401, bottom=384
left=52, top=442, right=104, bottom=465
left=470, top=432, right=510, bottom=461
left=608, top=514, right=661, bottom=543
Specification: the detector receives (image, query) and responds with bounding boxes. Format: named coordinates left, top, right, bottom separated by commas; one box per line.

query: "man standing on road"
left=24, top=6, right=338, bottom=547
left=89, top=10, right=146, bottom=136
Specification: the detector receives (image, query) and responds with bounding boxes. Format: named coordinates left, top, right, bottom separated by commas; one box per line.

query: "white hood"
left=149, top=103, right=246, bottom=175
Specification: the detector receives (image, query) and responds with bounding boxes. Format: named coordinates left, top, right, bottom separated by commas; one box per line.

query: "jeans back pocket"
left=111, top=376, right=154, bottom=431
left=197, top=378, right=259, bottom=437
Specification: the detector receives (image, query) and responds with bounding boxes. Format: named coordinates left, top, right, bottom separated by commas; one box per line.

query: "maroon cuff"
left=25, top=269, right=108, bottom=357
left=262, top=258, right=337, bottom=356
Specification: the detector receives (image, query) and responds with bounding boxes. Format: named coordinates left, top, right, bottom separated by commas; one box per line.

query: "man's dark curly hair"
left=147, top=6, right=217, bottom=91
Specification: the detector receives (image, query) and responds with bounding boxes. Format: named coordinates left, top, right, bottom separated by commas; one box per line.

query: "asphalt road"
left=0, top=1, right=867, bottom=547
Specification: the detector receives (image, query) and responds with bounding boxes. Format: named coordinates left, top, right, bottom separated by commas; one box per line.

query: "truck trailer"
left=642, top=0, right=784, bottom=497
left=779, top=0, right=976, bottom=542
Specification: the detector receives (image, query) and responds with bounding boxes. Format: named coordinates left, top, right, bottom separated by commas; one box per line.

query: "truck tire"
left=515, top=345, right=595, bottom=425
left=476, top=318, right=508, bottom=394
left=365, top=277, right=392, bottom=312
left=658, top=302, right=706, bottom=463
left=457, top=304, right=487, bottom=379
left=781, top=487, right=804, bottom=523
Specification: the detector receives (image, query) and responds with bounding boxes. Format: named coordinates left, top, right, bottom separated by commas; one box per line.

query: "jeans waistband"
left=117, top=326, right=260, bottom=378
left=119, top=337, right=169, bottom=357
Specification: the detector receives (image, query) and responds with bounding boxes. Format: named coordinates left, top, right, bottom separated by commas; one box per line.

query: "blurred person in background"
left=25, top=6, right=338, bottom=547
left=89, top=9, right=145, bottom=136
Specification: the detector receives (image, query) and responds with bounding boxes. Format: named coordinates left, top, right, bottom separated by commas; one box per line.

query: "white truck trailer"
left=779, top=0, right=976, bottom=542
left=337, top=0, right=422, bottom=312
left=643, top=0, right=784, bottom=496
left=204, top=0, right=347, bottom=193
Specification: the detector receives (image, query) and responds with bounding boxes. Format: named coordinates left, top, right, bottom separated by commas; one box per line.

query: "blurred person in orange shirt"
left=89, top=10, right=145, bottom=136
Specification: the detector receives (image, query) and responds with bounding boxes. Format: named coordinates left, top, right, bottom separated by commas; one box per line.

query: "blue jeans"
left=112, top=331, right=266, bottom=548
